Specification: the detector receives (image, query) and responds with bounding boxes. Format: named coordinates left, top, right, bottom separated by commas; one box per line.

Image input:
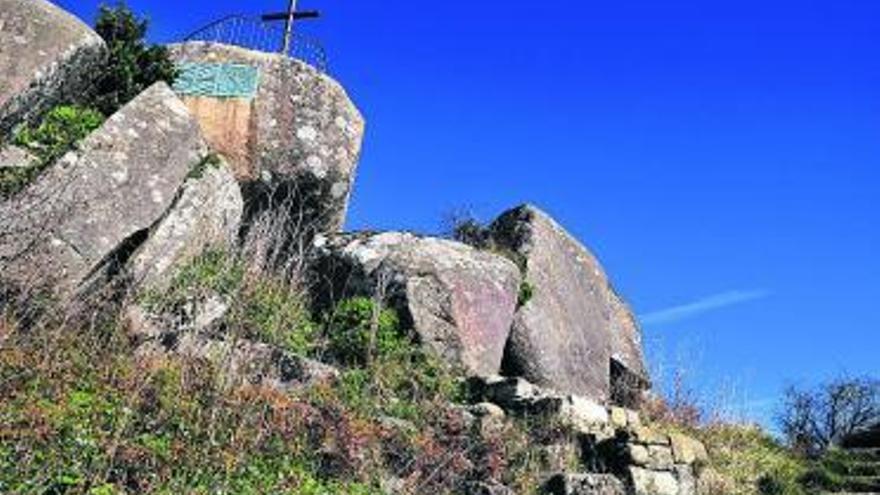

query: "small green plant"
left=144, top=249, right=244, bottom=307
left=325, top=297, right=405, bottom=366
left=14, top=105, right=104, bottom=162
left=187, top=153, right=223, bottom=180
left=517, top=281, right=534, bottom=307
left=93, top=3, right=178, bottom=115
left=2, top=105, right=104, bottom=199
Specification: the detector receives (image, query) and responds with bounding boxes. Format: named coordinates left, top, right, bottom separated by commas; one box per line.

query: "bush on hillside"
left=324, top=297, right=405, bottom=367
left=1, top=105, right=104, bottom=199
left=0, top=243, right=556, bottom=493
left=778, top=376, right=880, bottom=458
left=92, top=3, right=178, bottom=116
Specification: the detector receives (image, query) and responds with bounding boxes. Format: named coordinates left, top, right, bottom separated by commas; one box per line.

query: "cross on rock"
left=261, top=0, right=320, bottom=54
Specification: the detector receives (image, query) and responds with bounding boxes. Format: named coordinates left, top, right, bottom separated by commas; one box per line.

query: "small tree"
left=778, top=376, right=880, bottom=457
left=92, top=3, right=177, bottom=115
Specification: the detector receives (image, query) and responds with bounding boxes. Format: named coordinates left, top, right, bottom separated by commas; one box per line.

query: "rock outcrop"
left=471, top=374, right=712, bottom=495
left=0, top=82, right=207, bottom=299
left=0, top=0, right=106, bottom=139
left=310, top=232, right=522, bottom=376
left=0, top=145, right=37, bottom=169
left=167, top=42, right=365, bottom=234
left=488, top=205, right=649, bottom=405
left=544, top=473, right=626, bottom=495
left=129, top=156, right=243, bottom=291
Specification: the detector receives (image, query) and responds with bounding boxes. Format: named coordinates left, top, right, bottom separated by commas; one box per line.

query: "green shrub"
left=14, top=105, right=104, bottom=163
left=324, top=297, right=405, bottom=366
left=2, top=105, right=104, bottom=199
left=93, top=3, right=178, bottom=115
left=517, top=281, right=534, bottom=307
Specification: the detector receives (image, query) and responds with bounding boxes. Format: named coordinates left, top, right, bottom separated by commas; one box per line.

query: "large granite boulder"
left=310, top=232, right=522, bottom=376
left=0, top=0, right=106, bottom=139
left=488, top=205, right=648, bottom=405
left=129, top=156, right=243, bottom=291
left=167, top=42, right=365, bottom=235
left=0, top=82, right=207, bottom=300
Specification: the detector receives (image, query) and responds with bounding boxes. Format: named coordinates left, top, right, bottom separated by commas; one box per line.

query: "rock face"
left=137, top=332, right=339, bottom=392
left=0, top=83, right=207, bottom=299
left=167, top=42, right=365, bottom=234
left=0, top=145, right=37, bottom=169
left=543, top=473, right=625, bottom=495
left=472, top=374, right=711, bottom=495
left=129, top=157, right=243, bottom=291
left=310, top=232, right=522, bottom=376
left=0, top=0, right=106, bottom=139
left=488, top=205, right=648, bottom=405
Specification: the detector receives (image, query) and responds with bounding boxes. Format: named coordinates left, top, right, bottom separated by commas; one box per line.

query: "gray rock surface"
left=543, top=473, right=626, bottom=495
left=0, top=83, right=206, bottom=298
left=130, top=157, right=243, bottom=291
left=168, top=42, right=365, bottom=234
left=0, top=145, right=37, bottom=169
left=0, top=0, right=105, bottom=139
left=628, top=467, right=679, bottom=495
left=137, top=332, right=339, bottom=392
left=472, top=375, right=613, bottom=439
left=310, top=232, right=521, bottom=376
left=488, top=204, right=648, bottom=404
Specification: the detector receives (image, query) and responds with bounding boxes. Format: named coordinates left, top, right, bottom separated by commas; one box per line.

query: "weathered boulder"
left=0, top=145, right=37, bottom=169
left=0, top=0, right=105, bottom=139
left=488, top=205, right=648, bottom=405
left=129, top=156, right=243, bottom=291
left=471, top=375, right=613, bottom=439
left=543, top=473, right=625, bottom=495
left=0, top=83, right=207, bottom=299
left=167, top=42, right=365, bottom=234
left=310, top=232, right=521, bottom=376
left=627, top=467, right=679, bottom=495
left=137, top=332, right=339, bottom=392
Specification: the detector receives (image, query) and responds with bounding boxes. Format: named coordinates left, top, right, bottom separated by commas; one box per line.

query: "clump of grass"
left=693, top=424, right=808, bottom=495
left=142, top=249, right=316, bottom=356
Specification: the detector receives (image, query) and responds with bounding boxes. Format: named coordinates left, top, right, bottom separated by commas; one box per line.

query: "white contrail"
left=640, top=289, right=771, bottom=326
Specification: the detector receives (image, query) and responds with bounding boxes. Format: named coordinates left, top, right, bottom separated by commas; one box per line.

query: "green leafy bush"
left=14, top=105, right=104, bottom=162
left=324, top=297, right=405, bottom=366
left=1, top=105, right=104, bottom=199
left=93, top=3, right=178, bottom=115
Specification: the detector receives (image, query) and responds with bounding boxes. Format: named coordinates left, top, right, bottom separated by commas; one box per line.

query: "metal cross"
left=261, top=0, right=320, bottom=55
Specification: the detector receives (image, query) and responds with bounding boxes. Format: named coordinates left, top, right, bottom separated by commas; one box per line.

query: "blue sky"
left=59, top=0, right=879, bottom=427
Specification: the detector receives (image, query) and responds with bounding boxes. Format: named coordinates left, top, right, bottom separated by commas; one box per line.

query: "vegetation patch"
left=1, top=105, right=104, bottom=199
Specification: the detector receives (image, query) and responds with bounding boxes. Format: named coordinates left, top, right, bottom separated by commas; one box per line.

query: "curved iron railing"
left=182, top=15, right=328, bottom=72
